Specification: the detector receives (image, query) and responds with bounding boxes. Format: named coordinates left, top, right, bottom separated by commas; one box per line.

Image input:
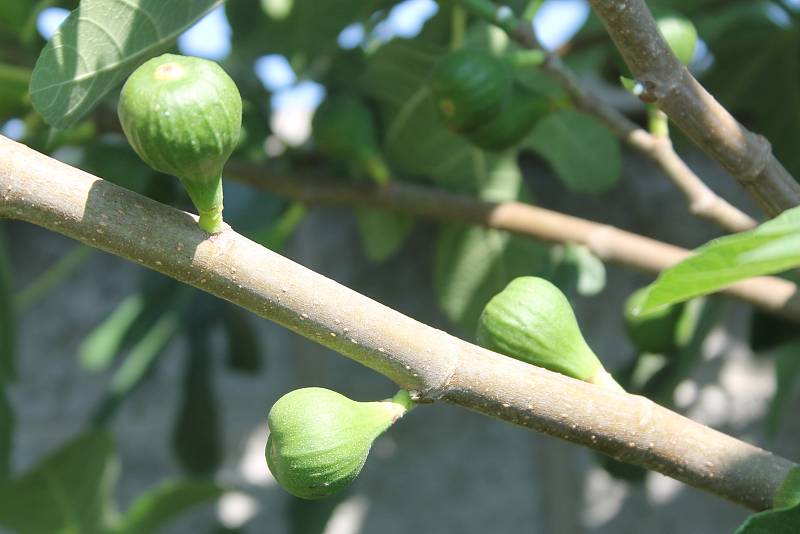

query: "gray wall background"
left=6, top=147, right=798, bottom=534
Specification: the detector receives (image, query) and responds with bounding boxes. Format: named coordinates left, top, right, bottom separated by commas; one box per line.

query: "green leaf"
left=363, top=29, right=555, bottom=295
left=14, top=245, right=93, bottom=313
left=0, top=388, right=12, bottom=481
left=78, top=293, right=147, bottom=372
left=435, top=224, right=552, bottom=333
left=526, top=109, right=622, bottom=194
left=91, top=304, right=182, bottom=425
left=551, top=244, right=606, bottom=297
left=638, top=206, right=800, bottom=313
left=0, top=62, right=31, bottom=118
left=222, top=305, right=263, bottom=374
left=30, top=0, right=222, bottom=129
left=767, top=341, right=800, bottom=437
left=0, top=0, right=27, bottom=30
left=0, top=226, right=15, bottom=382
left=115, top=479, right=225, bottom=534
left=735, top=502, right=800, bottom=534
left=173, top=328, right=221, bottom=476
left=80, top=274, right=182, bottom=374
left=227, top=0, right=390, bottom=71
left=356, top=209, right=415, bottom=263
left=253, top=202, right=306, bottom=251
left=363, top=38, right=524, bottom=196
left=749, top=301, right=800, bottom=352
left=0, top=430, right=117, bottom=534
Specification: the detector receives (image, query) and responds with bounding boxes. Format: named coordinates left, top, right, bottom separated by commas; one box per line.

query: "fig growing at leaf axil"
left=118, top=53, right=242, bottom=233
left=265, top=387, right=414, bottom=499
left=477, top=276, right=622, bottom=391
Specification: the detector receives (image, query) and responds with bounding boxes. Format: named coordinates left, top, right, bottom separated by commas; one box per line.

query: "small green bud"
left=477, top=277, right=621, bottom=389
left=657, top=15, right=698, bottom=66
left=312, top=94, right=389, bottom=185
left=266, top=388, right=413, bottom=499
left=118, top=53, right=242, bottom=233
left=624, top=288, right=686, bottom=354
left=430, top=49, right=512, bottom=134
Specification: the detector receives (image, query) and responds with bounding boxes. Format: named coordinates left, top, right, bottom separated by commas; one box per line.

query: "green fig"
left=430, top=49, right=512, bottom=134
left=265, top=388, right=413, bottom=499
left=465, top=84, right=549, bottom=151
left=118, top=53, right=242, bottom=233
left=477, top=277, right=621, bottom=390
left=624, top=288, right=686, bottom=354
left=657, top=15, right=698, bottom=66
left=312, top=94, right=389, bottom=186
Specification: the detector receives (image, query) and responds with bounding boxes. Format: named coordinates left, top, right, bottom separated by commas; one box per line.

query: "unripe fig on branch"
left=477, top=277, right=622, bottom=391
left=465, top=83, right=548, bottom=151
left=118, top=53, right=242, bottom=233
left=624, top=287, right=686, bottom=355
left=657, top=15, right=698, bottom=66
left=265, top=388, right=414, bottom=499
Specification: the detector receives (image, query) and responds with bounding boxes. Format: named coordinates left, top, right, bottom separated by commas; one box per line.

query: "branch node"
left=739, top=134, right=773, bottom=185
left=637, top=67, right=686, bottom=105
left=412, top=332, right=462, bottom=403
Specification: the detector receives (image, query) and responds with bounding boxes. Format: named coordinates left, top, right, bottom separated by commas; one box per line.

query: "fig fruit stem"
left=390, top=389, right=416, bottom=414
left=180, top=176, right=224, bottom=234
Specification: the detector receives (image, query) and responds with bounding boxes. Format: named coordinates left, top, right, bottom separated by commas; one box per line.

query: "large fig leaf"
left=637, top=205, right=800, bottom=313
left=362, top=37, right=515, bottom=195
left=0, top=431, right=117, bottom=534
left=526, top=109, right=621, bottom=194
left=115, top=479, right=225, bottom=534
left=30, top=0, right=222, bottom=129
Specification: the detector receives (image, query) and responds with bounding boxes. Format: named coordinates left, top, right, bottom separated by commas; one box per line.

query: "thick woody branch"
left=227, top=162, right=800, bottom=324
left=453, top=0, right=757, bottom=232
left=0, top=136, right=794, bottom=510
left=586, top=0, right=800, bottom=216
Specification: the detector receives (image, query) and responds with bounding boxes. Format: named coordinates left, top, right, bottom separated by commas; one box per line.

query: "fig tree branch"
left=0, top=136, right=794, bottom=511
left=585, top=0, right=800, bottom=216
left=453, top=0, right=757, bottom=232
left=226, top=161, right=800, bottom=324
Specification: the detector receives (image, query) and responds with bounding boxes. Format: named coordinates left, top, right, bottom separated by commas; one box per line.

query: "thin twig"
left=226, top=161, right=800, bottom=324
left=585, top=0, right=800, bottom=216
left=453, top=0, right=758, bottom=232
left=0, top=136, right=794, bottom=510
